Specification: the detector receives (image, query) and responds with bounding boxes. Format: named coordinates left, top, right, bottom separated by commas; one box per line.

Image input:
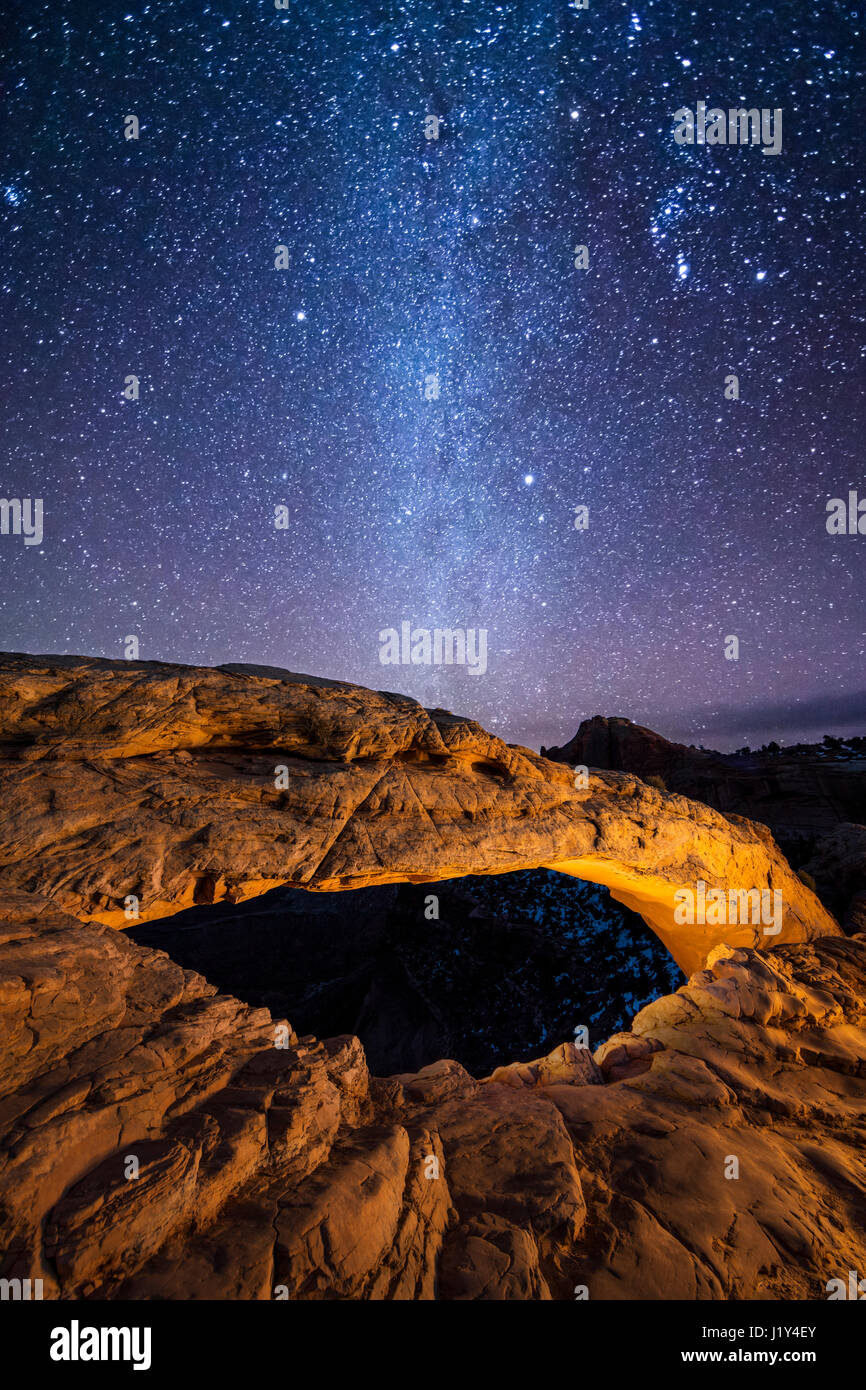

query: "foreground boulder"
left=1, top=895, right=864, bottom=1299
left=0, top=653, right=840, bottom=975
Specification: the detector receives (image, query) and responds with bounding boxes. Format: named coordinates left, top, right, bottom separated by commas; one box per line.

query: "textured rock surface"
left=0, top=653, right=840, bottom=975
left=1, top=895, right=864, bottom=1300
left=546, top=714, right=866, bottom=932
left=0, top=652, right=860, bottom=1301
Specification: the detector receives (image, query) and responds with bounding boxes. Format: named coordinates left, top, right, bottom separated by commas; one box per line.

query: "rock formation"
left=1, top=891, right=864, bottom=1299
left=0, top=654, right=840, bottom=975
left=544, top=715, right=866, bottom=861
left=0, top=653, right=863, bottom=1302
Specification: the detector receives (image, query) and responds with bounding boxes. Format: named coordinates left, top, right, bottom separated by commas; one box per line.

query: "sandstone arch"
left=0, top=654, right=839, bottom=975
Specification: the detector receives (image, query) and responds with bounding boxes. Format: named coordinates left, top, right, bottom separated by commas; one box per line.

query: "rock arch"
left=0, top=654, right=839, bottom=975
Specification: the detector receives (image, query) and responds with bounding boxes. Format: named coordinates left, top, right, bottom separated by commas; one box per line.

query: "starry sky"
left=2, top=0, right=864, bottom=752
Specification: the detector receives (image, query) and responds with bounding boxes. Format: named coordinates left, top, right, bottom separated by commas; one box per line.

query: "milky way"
left=2, top=0, right=864, bottom=750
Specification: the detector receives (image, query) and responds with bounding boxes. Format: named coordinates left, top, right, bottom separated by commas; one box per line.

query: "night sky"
left=2, top=0, right=864, bottom=752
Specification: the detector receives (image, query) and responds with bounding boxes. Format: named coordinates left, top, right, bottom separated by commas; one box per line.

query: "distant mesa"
left=543, top=714, right=696, bottom=779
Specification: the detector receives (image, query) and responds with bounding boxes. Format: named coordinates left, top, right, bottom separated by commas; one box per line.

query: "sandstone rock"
left=0, top=895, right=864, bottom=1300
left=272, top=1123, right=453, bottom=1300
left=0, top=654, right=862, bottom=1302
left=0, top=654, right=840, bottom=975
left=485, top=1040, right=602, bottom=1089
